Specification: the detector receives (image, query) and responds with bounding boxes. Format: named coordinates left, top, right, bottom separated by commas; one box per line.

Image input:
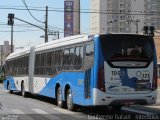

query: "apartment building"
left=90, top=0, right=160, bottom=34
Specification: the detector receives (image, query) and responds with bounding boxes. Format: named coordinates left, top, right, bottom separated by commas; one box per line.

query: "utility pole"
left=45, top=6, right=48, bottom=43
left=135, top=19, right=140, bottom=34
left=128, top=18, right=140, bottom=34
left=8, top=13, right=14, bottom=53
left=8, top=6, right=48, bottom=44
left=11, top=25, right=13, bottom=53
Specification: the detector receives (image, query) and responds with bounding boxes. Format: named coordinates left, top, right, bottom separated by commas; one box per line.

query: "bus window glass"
left=46, top=51, right=51, bottom=75
left=51, top=51, right=55, bottom=75
left=47, top=52, right=51, bottom=66
left=84, top=44, right=94, bottom=70
left=63, top=49, right=70, bottom=70
left=35, top=54, right=40, bottom=75
left=55, top=50, right=62, bottom=73
left=74, top=46, right=83, bottom=70
left=69, top=48, right=74, bottom=68
left=100, top=35, right=154, bottom=67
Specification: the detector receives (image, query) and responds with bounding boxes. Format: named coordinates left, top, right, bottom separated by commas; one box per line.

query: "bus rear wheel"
left=56, top=87, right=64, bottom=108
left=21, top=83, right=26, bottom=97
left=66, top=89, right=75, bottom=111
left=112, top=105, right=122, bottom=111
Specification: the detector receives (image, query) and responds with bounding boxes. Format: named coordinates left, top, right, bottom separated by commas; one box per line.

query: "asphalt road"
left=0, top=83, right=120, bottom=120
left=0, top=84, right=88, bottom=120
left=0, top=84, right=160, bottom=120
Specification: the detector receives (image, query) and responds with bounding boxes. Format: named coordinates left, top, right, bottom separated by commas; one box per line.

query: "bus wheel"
left=56, top=87, right=64, bottom=108
left=21, top=83, right=26, bottom=97
left=66, top=89, right=75, bottom=111
left=112, top=105, right=122, bottom=111
left=8, top=83, right=13, bottom=94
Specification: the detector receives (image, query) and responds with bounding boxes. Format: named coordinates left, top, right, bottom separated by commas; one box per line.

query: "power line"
left=0, top=7, right=45, bottom=11
left=0, top=5, right=45, bottom=9
left=1, top=6, right=160, bottom=16
left=0, top=23, right=63, bottom=32
left=0, top=29, right=41, bottom=32
left=1, top=5, right=160, bottom=14
left=21, top=0, right=45, bottom=23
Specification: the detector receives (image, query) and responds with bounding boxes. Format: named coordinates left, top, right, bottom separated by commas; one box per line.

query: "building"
left=64, top=0, right=80, bottom=37
left=0, top=41, right=13, bottom=66
left=154, top=33, right=160, bottom=89
left=90, top=0, right=160, bottom=34
left=154, top=32, right=160, bottom=63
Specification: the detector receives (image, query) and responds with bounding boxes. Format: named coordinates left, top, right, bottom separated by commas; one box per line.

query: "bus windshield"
left=100, top=35, right=154, bottom=67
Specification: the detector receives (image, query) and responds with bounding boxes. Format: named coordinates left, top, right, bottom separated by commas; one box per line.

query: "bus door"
left=84, top=43, right=94, bottom=99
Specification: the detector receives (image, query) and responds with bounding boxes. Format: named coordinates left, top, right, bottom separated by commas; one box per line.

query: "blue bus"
left=3, top=34, right=157, bottom=111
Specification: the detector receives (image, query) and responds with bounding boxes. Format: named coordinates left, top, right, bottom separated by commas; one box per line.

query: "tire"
left=21, top=83, right=26, bottom=97
left=56, top=87, right=64, bottom=108
left=66, top=89, right=75, bottom=111
left=8, top=83, right=13, bottom=94
left=112, top=105, right=122, bottom=111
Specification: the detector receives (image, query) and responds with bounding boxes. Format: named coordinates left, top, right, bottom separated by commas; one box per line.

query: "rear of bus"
left=94, top=34, right=157, bottom=107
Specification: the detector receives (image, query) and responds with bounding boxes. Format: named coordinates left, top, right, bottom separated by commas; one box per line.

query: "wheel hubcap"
left=58, top=92, right=62, bottom=105
left=22, top=85, right=25, bottom=96
left=67, top=92, right=72, bottom=109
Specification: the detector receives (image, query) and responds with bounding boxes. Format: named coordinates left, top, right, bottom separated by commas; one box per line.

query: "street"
left=0, top=83, right=88, bottom=120
left=0, top=84, right=160, bottom=120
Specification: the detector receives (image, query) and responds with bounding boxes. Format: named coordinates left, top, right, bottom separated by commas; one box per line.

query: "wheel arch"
left=55, top=83, right=60, bottom=98
left=64, top=84, right=70, bottom=102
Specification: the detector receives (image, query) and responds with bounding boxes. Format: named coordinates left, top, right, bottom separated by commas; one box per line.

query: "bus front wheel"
left=66, top=89, right=75, bottom=111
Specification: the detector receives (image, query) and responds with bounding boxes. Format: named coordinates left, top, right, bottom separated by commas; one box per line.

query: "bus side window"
left=63, top=48, right=70, bottom=70
left=69, top=47, right=75, bottom=70
left=74, top=46, right=83, bottom=70
left=55, top=50, right=63, bottom=74
left=51, top=51, right=55, bottom=75
left=41, top=53, right=46, bottom=75
left=46, top=51, right=52, bottom=76
left=84, top=43, right=94, bottom=70
left=35, top=54, right=39, bottom=75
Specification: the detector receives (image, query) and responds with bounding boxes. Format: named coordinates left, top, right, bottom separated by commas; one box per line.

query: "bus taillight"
left=152, top=65, right=157, bottom=90
left=97, top=65, right=106, bottom=92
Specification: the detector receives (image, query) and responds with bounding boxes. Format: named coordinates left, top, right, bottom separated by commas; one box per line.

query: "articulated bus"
left=3, top=34, right=157, bottom=110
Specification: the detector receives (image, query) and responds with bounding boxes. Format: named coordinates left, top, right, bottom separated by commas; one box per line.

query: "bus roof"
left=34, top=34, right=90, bottom=53
left=5, top=33, right=151, bottom=61
left=6, top=34, right=90, bottom=61
left=6, top=47, right=30, bottom=61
